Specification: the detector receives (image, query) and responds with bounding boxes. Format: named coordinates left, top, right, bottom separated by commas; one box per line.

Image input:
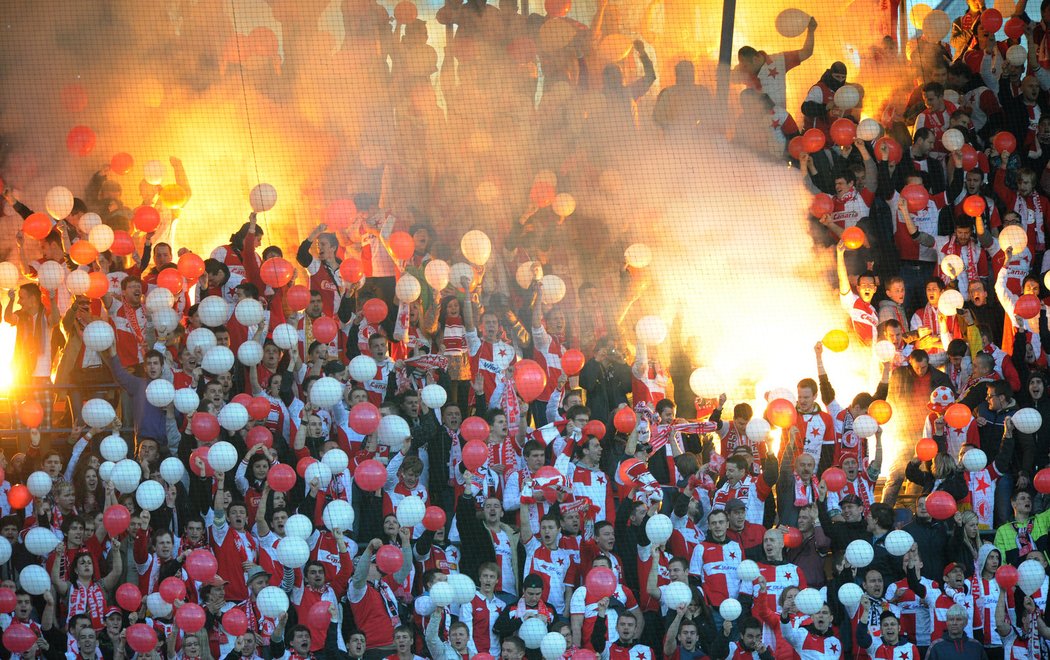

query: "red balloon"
left=584, top=567, right=618, bottom=599
left=110, top=230, right=135, bottom=256
left=993, top=131, right=1017, bottom=155
left=189, top=446, right=213, bottom=477
left=0, top=587, right=16, bottom=613
left=810, top=193, right=835, bottom=218
left=191, top=412, right=220, bottom=442
left=801, top=128, right=826, bottom=153
left=925, top=491, right=958, bottom=520
left=389, top=231, right=415, bottom=261
left=7, top=484, right=31, bottom=509
left=376, top=544, right=403, bottom=574
left=297, top=456, right=318, bottom=478
left=830, top=118, right=857, bottom=147
left=103, top=504, right=131, bottom=536
left=915, top=438, right=938, bottom=461
left=362, top=298, right=388, bottom=325
left=1035, top=467, right=1050, bottom=494
left=285, top=285, right=310, bottom=311
left=613, top=406, right=637, bottom=434
left=261, top=257, right=295, bottom=288
left=185, top=549, right=218, bottom=582
left=901, top=184, right=931, bottom=213
left=86, top=271, right=109, bottom=299
left=133, top=206, right=160, bottom=233
left=767, top=398, right=797, bottom=428
left=530, top=180, right=556, bottom=207
left=981, top=8, right=1003, bottom=33
left=70, top=241, right=99, bottom=266
left=874, top=136, right=903, bottom=164
left=127, top=623, right=158, bottom=653
left=116, top=583, right=142, bottom=611
left=66, top=125, right=97, bottom=157
left=782, top=526, right=803, bottom=548
left=247, top=425, right=273, bottom=448
left=822, top=467, right=847, bottom=491
left=324, top=200, right=358, bottom=230
left=311, top=316, right=338, bottom=344
left=175, top=603, right=206, bottom=633
left=23, top=213, right=52, bottom=241
left=18, top=400, right=44, bottom=428
left=962, top=195, right=986, bottom=217
left=62, top=84, right=89, bottom=113
left=178, top=253, right=206, bottom=279
left=960, top=144, right=979, bottom=170
left=1016, top=294, right=1042, bottom=319
left=309, top=600, right=333, bottom=627
left=788, top=136, right=806, bottom=160
left=232, top=393, right=252, bottom=407
left=944, top=403, right=973, bottom=430
left=247, top=396, right=271, bottom=420
left=545, top=0, right=570, bottom=16
left=111, top=152, right=134, bottom=175
left=423, top=506, right=447, bottom=531
left=574, top=651, right=599, bottom=660
left=156, top=268, right=184, bottom=295
left=561, top=349, right=585, bottom=376
left=460, top=417, right=490, bottom=443
left=222, top=608, right=249, bottom=637
left=996, top=564, right=1020, bottom=591
left=514, top=359, right=547, bottom=402
left=267, top=464, right=296, bottom=493
left=349, top=402, right=382, bottom=434
left=339, top=257, right=364, bottom=283
left=354, top=459, right=387, bottom=492
left=159, top=576, right=187, bottom=603
left=462, top=440, right=489, bottom=472
left=1005, top=16, right=1026, bottom=39
left=3, top=623, right=37, bottom=653
left=583, top=420, right=606, bottom=439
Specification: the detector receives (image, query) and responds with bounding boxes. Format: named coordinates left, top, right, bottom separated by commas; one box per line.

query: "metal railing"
left=0, top=381, right=122, bottom=452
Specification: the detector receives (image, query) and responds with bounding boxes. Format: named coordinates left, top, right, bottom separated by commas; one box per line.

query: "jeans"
left=994, top=473, right=1015, bottom=529
left=899, top=261, right=936, bottom=319
left=880, top=441, right=916, bottom=507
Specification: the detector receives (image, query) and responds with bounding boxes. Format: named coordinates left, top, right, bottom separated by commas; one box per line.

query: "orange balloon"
left=389, top=232, right=415, bottom=261
left=944, top=403, right=973, bottom=430
left=159, top=184, right=188, bottom=209
left=133, top=206, right=160, bottom=233
left=7, top=485, right=31, bottom=509
left=178, top=253, right=205, bottom=280
left=530, top=180, right=556, bottom=207
left=867, top=400, right=893, bottom=424
left=111, top=152, right=134, bottom=175
left=86, top=271, right=109, bottom=299
left=768, top=398, right=797, bottom=428
left=842, top=226, right=865, bottom=250
left=18, top=400, right=43, bottom=428
left=23, top=213, right=53, bottom=241
left=915, top=437, right=938, bottom=461
left=394, top=1, right=417, bottom=23
left=157, top=269, right=185, bottom=295
left=70, top=241, right=99, bottom=266
left=66, top=125, right=96, bottom=156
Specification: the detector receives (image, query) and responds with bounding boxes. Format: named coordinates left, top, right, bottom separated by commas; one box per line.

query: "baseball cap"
left=104, top=607, right=122, bottom=618
left=209, top=575, right=230, bottom=587
left=943, top=562, right=962, bottom=578
left=724, top=499, right=746, bottom=512
left=839, top=494, right=863, bottom=507
left=523, top=574, right=544, bottom=591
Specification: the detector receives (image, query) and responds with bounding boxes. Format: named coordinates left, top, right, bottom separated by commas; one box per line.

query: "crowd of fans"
left=13, top=0, right=1050, bottom=660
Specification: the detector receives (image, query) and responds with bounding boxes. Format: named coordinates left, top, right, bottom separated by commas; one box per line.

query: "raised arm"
left=100, top=538, right=124, bottom=591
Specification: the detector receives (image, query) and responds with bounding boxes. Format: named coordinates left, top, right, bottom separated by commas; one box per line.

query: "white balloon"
left=1013, top=408, right=1043, bottom=434
left=305, top=462, right=333, bottom=489
left=321, top=499, right=354, bottom=530
left=198, top=296, right=229, bottom=327
left=461, top=230, right=492, bottom=266
left=852, top=415, right=878, bottom=439
left=395, top=274, right=421, bottom=303
left=160, top=457, right=185, bottom=484
left=238, top=341, right=264, bottom=366
left=217, top=403, right=248, bottom=432
left=515, top=261, right=544, bottom=290
left=448, top=573, right=476, bottom=605
left=66, top=270, right=90, bottom=296
left=1019, top=559, right=1047, bottom=595
left=431, top=582, right=454, bottom=607
left=662, top=581, right=692, bottom=609
left=19, top=564, right=51, bottom=595
left=519, top=618, right=548, bottom=649
left=689, top=367, right=720, bottom=399
left=424, top=260, right=450, bottom=291
left=838, top=582, right=864, bottom=610
left=202, top=345, right=235, bottom=375
left=940, top=255, right=965, bottom=281
left=856, top=118, right=883, bottom=142
left=421, top=384, right=447, bottom=409
left=941, top=128, right=965, bottom=152
left=284, top=514, right=313, bottom=539
left=795, top=588, right=824, bottom=615
left=1008, top=45, right=1028, bottom=67
left=645, top=514, right=673, bottom=545
left=208, top=441, right=239, bottom=472
left=80, top=213, right=101, bottom=233
left=540, top=275, right=566, bottom=305
left=152, top=308, right=180, bottom=335
left=25, top=527, right=58, bottom=557
left=378, top=415, right=410, bottom=452
left=636, top=316, right=668, bottom=345
left=552, top=193, right=576, bottom=218
left=146, top=592, right=172, bottom=617
left=173, top=388, right=200, bottom=415
left=322, top=448, right=349, bottom=474
left=249, top=183, right=277, bottom=212
left=874, top=340, right=896, bottom=362
left=0, top=537, right=10, bottom=564
left=938, top=289, right=964, bottom=317
left=541, top=632, right=567, bottom=660
left=624, top=243, right=653, bottom=269
left=885, top=530, right=914, bottom=557
left=745, top=418, right=772, bottom=442
left=45, top=186, right=74, bottom=220
left=27, top=471, right=52, bottom=498
left=775, top=7, right=810, bottom=37
left=846, top=539, right=874, bottom=568
left=145, top=287, right=174, bottom=312
left=834, top=85, right=860, bottom=110
left=146, top=379, right=175, bottom=408
left=396, top=495, right=426, bottom=527
left=349, top=355, right=378, bottom=383
left=88, top=224, right=114, bottom=252
left=235, top=298, right=264, bottom=326
left=272, top=324, right=298, bottom=350
left=0, top=262, right=19, bottom=290
left=83, top=320, right=115, bottom=352
left=999, top=224, right=1028, bottom=255
left=719, top=598, right=742, bottom=622
left=111, top=459, right=142, bottom=494
left=962, top=448, right=988, bottom=472
left=310, top=377, right=344, bottom=408
left=135, top=480, right=166, bottom=511
left=276, top=536, right=310, bottom=568
left=82, top=398, right=116, bottom=428
left=737, top=560, right=760, bottom=583
left=414, top=593, right=436, bottom=616
left=99, top=461, right=114, bottom=482
left=257, top=586, right=289, bottom=618
left=143, top=160, right=166, bottom=186
left=449, top=263, right=474, bottom=290
left=186, top=327, right=217, bottom=354
left=99, top=434, right=128, bottom=462
left=38, top=261, right=66, bottom=290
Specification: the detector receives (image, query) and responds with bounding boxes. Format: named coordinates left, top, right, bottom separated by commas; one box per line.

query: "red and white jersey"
left=991, top=242, right=1033, bottom=296
left=865, top=638, right=920, bottom=660
left=994, top=169, right=1049, bottom=253
left=668, top=517, right=704, bottom=564
left=211, top=520, right=259, bottom=602
left=936, top=236, right=989, bottom=297
left=108, top=298, right=147, bottom=367
left=688, top=540, right=742, bottom=606
left=893, top=192, right=945, bottom=262
left=792, top=408, right=835, bottom=461
left=554, top=457, right=614, bottom=522
left=523, top=535, right=578, bottom=611
left=632, top=366, right=670, bottom=408
left=210, top=245, right=259, bottom=280
left=961, top=86, right=1002, bottom=131
left=890, top=575, right=938, bottom=646
left=467, top=335, right=517, bottom=404
left=746, top=563, right=806, bottom=648
left=460, top=592, right=502, bottom=656
left=833, top=188, right=875, bottom=230
left=802, top=81, right=835, bottom=134
left=972, top=574, right=1002, bottom=647
left=727, top=643, right=766, bottom=660
left=485, top=526, right=517, bottom=597
left=532, top=324, right=565, bottom=402
left=711, top=476, right=772, bottom=526
left=637, top=544, right=673, bottom=613
left=923, top=413, right=980, bottom=459
left=963, top=465, right=1002, bottom=530
left=826, top=473, right=875, bottom=516
left=419, top=543, right=460, bottom=577
left=1003, top=628, right=1046, bottom=660
left=780, top=621, right=842, bottom=660
left=840, top=291, right=878, bottom=345
left=915, top=101, right=958, bottom=154
left=606, top=643, right=654, bottom=660
left=933, top=586, right=975, bottom=640
left=743, top=51, right=803, bottom=110
left=570, top=584, right=638, bottom=649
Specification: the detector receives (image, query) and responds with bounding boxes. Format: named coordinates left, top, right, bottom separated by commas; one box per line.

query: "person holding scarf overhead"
left=51, top=542, right=123, bottom=632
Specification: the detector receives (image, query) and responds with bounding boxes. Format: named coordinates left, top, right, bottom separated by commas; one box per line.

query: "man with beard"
left=801, top=61, right=849, bottom=138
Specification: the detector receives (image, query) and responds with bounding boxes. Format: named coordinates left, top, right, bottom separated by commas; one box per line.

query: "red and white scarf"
left=1016, top=193, right=1046, bottom=250
left=68, top=580, right=107, bottom=630
left=515, top=597, right=554, bottom=623
left=941, top=237, right=981, bottom=284
left=794, top=475, right=819, bottom=507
